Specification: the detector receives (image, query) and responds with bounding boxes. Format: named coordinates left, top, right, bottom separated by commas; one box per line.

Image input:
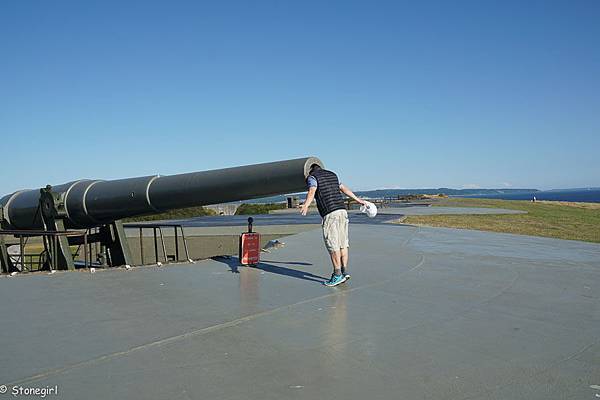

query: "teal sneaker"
left=323, top=273, right=347, bottom=287
left=341, top=267, right=351, bottom=281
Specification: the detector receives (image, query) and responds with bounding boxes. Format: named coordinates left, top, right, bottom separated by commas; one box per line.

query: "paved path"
left=1, top=223, right=598, bottom=399
left=377, top=205, right=525, bottom=215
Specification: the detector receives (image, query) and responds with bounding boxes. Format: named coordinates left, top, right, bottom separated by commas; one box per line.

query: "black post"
left=174, top=226, right=179, bottom=262
left=139, top=227, right=144, bottom=265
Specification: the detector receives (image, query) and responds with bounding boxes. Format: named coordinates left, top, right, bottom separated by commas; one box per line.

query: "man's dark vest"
left=311, top=169, right=346, bottom=217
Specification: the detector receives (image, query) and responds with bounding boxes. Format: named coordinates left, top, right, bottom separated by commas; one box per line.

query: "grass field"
left=124, top=206, right=217, bottom=222
left=402, top=198, right=600, bottom=243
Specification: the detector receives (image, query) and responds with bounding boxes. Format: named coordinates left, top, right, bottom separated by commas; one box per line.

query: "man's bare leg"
left=329, top=250, right=342, bottom=275
left=340, top=247, right=349, bottom=272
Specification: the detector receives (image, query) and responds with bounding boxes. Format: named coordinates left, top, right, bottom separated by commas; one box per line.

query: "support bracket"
left=39, top=186, right=75, bottom=270
left=0, top=206, right=14, bottom=274
left=0, top=234, right=14, bottom=274
left=99, top=220, right=133, bottom=268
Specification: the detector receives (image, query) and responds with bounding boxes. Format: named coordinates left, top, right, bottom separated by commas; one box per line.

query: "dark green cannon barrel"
left=0, top=157, right=322, bottom=230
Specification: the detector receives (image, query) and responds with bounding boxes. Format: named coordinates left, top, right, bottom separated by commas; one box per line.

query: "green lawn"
left=402, top=198, right=600, bottom=243
left=124, top=206, right=217, bottom=222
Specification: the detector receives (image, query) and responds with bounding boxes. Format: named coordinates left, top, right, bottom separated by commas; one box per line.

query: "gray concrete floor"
left=1, top=222, right=599, bottom=399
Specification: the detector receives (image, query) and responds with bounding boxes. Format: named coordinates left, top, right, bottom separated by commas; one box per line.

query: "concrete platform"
left=1, top=224, right=599, bottom=399
left=121, top=206, right=524, bottom=263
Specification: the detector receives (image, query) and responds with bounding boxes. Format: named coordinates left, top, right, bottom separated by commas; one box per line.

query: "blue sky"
left=1, top=0, right=599, bottom=193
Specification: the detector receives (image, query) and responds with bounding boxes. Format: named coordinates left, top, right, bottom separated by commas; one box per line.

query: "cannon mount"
left=0, top=157, right=323, bottom=273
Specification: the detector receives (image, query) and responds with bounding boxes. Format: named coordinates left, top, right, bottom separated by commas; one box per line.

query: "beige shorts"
left=322, top=209, right=349, bottom=252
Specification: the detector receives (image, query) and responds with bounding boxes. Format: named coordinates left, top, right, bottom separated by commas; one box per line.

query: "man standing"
left=300, top=164, right=365, bottom=287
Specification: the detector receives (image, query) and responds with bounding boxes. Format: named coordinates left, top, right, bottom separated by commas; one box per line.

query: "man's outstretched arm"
left=340, top=184, right=366, bottom=205
left=300, top=186, right=317, bottom=216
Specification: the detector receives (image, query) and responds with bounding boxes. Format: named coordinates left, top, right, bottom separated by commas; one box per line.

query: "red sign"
left=240, top=232, right=261, bottom=266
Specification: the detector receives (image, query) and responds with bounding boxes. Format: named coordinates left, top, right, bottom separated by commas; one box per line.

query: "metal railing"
left=0, top=229, right=88, bottom=273
left=123, top=223, right=192, bottom=266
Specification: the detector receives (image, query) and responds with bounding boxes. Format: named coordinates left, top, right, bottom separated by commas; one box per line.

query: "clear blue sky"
left=1, top=0, right=599, bottom=194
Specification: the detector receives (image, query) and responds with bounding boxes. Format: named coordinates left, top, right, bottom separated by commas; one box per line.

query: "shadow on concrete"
left=260, top=260, right=313, bottom=266
left=212, top=256, right=326, bottom=283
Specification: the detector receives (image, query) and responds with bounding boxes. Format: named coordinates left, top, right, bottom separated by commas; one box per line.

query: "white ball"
left=360, top=201, right=378, bottom=218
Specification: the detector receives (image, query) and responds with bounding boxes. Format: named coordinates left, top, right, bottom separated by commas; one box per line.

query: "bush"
left=124, top=206, right=217, bottom=222
left=235, top=203, right=286, bottom=215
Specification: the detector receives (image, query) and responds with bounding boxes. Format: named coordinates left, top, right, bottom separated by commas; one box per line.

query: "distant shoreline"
left=458, top=188, right=600, bottom=203
left=240, top=188, right=600, bottom=205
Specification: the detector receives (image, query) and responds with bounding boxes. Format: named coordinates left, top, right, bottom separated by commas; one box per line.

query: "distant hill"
left=355, top=188, right=539, bottom=198
left=241, top=188, right=539, bottom=203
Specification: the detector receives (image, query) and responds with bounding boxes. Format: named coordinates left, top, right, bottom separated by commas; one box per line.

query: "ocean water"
left=245, top=188, right=600, bottom=204
left=461, top=189, right=600, bottom=203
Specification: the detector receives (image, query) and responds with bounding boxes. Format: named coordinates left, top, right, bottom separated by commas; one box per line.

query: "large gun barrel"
left=1, top=156, right=322, bottom=230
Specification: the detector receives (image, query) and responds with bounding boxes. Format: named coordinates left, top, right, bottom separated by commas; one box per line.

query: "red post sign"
left=239, top=232, right=260, bottom=266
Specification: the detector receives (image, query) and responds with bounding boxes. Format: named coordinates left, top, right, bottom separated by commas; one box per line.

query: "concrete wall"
left=126, top=234, right=287, bottom=266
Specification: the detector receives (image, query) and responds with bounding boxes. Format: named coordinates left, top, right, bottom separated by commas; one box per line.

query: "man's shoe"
left=341, top=268, right=350, bottom=281
left=323, top=274, right=347, bottom=287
